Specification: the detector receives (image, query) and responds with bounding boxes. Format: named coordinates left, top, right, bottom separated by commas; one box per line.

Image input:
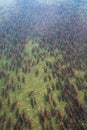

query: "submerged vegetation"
left=0, top=0, right=87, bottom=130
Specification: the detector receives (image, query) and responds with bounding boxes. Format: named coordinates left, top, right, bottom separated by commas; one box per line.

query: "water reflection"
left=0, top=0, right=87, bottom=46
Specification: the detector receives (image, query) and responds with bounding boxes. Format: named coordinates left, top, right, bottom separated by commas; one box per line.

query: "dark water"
left=0, top=0, right=87, bottom=45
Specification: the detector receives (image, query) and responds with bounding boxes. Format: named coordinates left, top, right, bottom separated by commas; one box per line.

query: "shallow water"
left=0, top=0, right=87, bottom=45
left=0, top=0, right=87, bottom=130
